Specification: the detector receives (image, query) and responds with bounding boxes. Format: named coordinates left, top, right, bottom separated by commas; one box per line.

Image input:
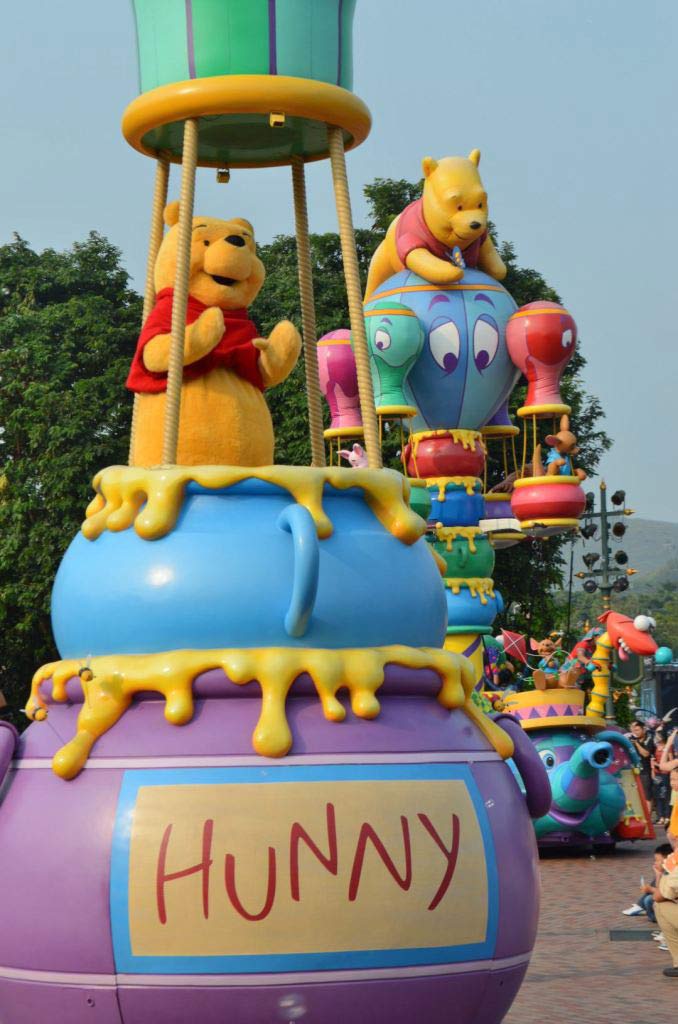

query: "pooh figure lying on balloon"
left=127, top=201, right=300, bottom=466
left=365, top=149, right=507, bottom=299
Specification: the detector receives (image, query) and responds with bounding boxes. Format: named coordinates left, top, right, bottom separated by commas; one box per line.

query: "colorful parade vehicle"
left=0, top=4, right=554, bottom=1024
left=503, top=612, right=658, bottom=848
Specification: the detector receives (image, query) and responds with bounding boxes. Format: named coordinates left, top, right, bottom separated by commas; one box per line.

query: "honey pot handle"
left=277, top=504, right=320, bottom=638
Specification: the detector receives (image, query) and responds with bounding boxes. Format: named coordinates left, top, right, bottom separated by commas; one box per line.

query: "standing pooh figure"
left=127, top=201, right=301, bottom=466
left=365, top=150, right=507, bottom=299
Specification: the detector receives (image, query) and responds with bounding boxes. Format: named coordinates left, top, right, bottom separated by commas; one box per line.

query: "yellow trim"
left=83, top=464, right=423, bottom=545
left=323, top=426, right=364, bottom=439
left=318, top=337, right=351, bottom=346
left=435, top=525, right=483, bottom=553
left=517, top=403, right=571, bottom=418
left=483, top=492, right=512, bottom=503
left=481, top=425, right=520, bottom=437
left=513, top=475, right=579, bottom=488
left=424, top=476, right=481, bottom=498
left=519, top=715, right=604, bottom=732
left=371, top=283, right=505, bottom=302
left=411, top=428, right=483, bottom=444
left=376, top=405, right=417, bottom=417
left=444, top=578, right=496, bottom=604
left=510, top=308, right=571, bottom=319
left=364, top=307, right=417, bottom=318
left=122, top=75, right=372, bottom=168
left=518, top=517, right=579, bottom=530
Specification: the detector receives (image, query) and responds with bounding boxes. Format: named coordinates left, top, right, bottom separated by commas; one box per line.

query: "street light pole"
left=575, top=480, right=637, bottom=721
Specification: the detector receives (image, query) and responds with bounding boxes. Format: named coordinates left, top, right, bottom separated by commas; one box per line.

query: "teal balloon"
left=363, top=299, right=424, bottom=411
left=655, top=646, right=673, bottom=665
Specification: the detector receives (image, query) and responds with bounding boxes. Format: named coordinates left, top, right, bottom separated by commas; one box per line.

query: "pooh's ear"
left=163, top=201, right=180, bottom=227
left=231, top=217, right=255, bottom=238
left=468, top=149, right=481, bottom=167
left=422, top=156, right=438, bottom=179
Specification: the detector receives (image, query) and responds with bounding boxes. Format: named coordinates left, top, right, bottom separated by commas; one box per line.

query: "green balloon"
left=363, top=300, right=424, bottom=411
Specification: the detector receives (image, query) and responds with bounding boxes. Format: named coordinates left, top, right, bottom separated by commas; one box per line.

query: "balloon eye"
left=561, top=328, right=573, bottom=348
left=374, top=328, right=391, bottom=351
left=473, top=316, right=499, bottom=371
left=539, top=750, right=556, bottom=770
left=429, top=321, right=460, bottom=373
left=634, top=615, right=651, bottom=632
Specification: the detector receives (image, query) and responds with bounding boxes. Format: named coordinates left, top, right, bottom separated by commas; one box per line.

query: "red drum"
left=405, top=430, right=485, bottom=480
left=511, top=477, right=585, bottom=536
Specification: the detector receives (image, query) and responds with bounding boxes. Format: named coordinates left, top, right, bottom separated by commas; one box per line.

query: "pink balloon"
left=317, top=330, right=362, bottom=431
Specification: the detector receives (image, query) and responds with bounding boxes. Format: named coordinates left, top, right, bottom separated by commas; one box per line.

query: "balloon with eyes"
left=361, top=277, right=577, bottom=444
left=363, top=299, right=425, bottom=414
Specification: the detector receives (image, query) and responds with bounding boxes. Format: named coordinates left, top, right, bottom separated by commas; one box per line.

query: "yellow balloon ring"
left=122, top=74, right=372, bottom=168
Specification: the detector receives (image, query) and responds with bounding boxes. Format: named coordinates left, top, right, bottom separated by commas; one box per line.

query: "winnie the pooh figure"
left=127, top=201, right=301, bottom=466
left=365, top=150, right=507, bottom=299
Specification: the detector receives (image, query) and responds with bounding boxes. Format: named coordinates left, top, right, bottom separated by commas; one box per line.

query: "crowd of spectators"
left=623, top=720, right=678, bottom=978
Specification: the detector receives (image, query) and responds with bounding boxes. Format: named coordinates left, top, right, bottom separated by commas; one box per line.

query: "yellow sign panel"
left=124, top=775, right=490, bottom=961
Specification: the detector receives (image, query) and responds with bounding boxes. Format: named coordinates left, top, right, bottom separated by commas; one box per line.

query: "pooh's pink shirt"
left=395, top=198, right=487, bottom=267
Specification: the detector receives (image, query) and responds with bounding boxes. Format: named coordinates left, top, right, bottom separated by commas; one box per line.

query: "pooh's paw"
left=194, top=307, right=225, bottom=348
left=257, top=320, right=301, bottom=387
left=184, top=306, right=225, bottom=365
left=406, top=248, right=464, bottom=285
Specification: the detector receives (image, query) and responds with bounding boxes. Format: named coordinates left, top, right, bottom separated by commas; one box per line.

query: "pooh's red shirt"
left=126, top=288, right=263, bottom=394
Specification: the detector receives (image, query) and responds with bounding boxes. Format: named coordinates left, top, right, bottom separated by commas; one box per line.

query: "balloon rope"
left=129, top=154, right=170, bottom=465
left=162, top=119, right=198, bottom=465
left=291, top=156, right=326, bottom=467
left=327, top=126, right=382, bottom=469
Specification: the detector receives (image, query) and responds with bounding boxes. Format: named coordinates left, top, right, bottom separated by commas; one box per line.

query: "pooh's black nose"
left=225, top=235, right=246, bottom=247
left=469, top=221, right=482, bottom=230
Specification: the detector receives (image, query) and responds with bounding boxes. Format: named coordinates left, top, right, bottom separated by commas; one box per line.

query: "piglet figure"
left=339, top=443, right=369, bottom=468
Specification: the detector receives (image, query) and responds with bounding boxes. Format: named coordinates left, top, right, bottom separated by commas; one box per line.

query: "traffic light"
left=611, top=490, right=626, bottom=506
left=612, top=521, right=626, bottom=538
left=583, top=579, right=598, bottom=593
left=583, top=552, right=600, bottom=568
left=585, top=492, right=596, bottom=513
left=614, top=550, right=628, bottom=565
left=612, top=576, right=629, bottom=592
left=580, top=522, right=597, bottom=539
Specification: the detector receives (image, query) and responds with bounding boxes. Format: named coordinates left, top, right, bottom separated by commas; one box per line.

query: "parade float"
left=501, top=612, right=658, bottom=848
left=0, top=4, right=557, bottom=1024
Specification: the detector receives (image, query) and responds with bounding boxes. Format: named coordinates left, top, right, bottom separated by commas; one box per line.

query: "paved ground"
left=505, top=837, right=677, bottom=1024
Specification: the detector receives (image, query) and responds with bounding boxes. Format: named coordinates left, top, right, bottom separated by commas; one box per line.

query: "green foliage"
left=0, top=233, right=139, bottom=715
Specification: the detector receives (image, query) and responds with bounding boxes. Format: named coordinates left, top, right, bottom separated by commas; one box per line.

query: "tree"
left=0, top=233, right=140, bottom=715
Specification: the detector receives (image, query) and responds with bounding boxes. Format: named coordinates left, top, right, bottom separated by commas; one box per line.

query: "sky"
left=1, top=1, right=676, bottom=521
